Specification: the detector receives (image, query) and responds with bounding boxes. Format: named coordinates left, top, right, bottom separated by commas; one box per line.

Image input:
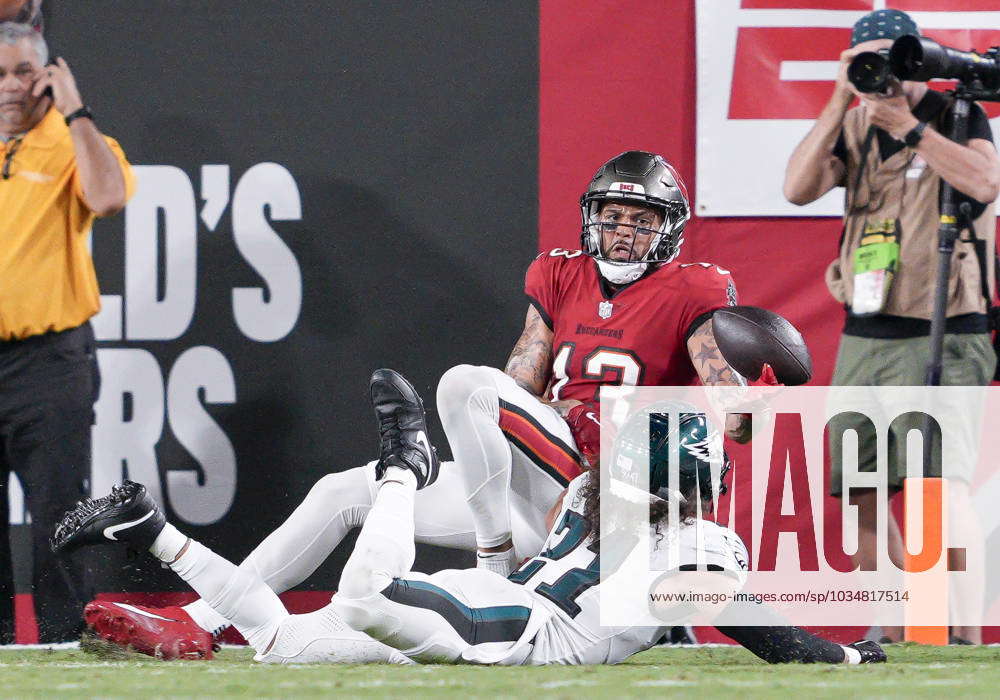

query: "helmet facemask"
left=579, top=152, right=692, bottom=285
left=581, top=197, right=688, bottom=284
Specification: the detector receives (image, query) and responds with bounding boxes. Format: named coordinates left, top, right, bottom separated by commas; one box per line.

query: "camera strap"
left=837, top=126, right=878, bottom=252
left=849, top=125, right=877, bottom=211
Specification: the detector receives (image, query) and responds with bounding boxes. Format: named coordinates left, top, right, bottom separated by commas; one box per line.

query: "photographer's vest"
left=825, top=102, right=995, bottom=320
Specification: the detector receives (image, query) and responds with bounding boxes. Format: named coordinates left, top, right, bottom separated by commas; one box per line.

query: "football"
left=712, top=305, right=812, bottom=385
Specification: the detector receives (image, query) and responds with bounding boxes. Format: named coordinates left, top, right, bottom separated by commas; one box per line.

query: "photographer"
left=783, top=9, right=999, bottom=645
left=0, top=21, right=133, bottom=642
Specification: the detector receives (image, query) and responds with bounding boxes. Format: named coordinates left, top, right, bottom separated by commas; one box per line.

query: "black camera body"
left=847, top=48, right=892, bottom=93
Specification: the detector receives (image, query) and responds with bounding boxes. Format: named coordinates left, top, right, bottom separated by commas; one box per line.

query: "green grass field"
left=1, top=643, right=998, bottom=698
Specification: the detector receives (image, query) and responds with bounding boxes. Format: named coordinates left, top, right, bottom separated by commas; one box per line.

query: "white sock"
left=168, top=538, right=288, bottom=652
left=182, top=598, right=230, bottom=635
left=476, top=547, right=518, bottom=577
left=380, top=466, right=418, bottom=491
left=337, top=466, right=417, bottom=600
left=149, top=523, right=188, bottom=562
left=841, top=645, right=862, bottom=664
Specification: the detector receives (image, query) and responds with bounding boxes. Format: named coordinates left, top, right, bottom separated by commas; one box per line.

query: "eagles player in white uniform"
left=328, top=387, right=746, bottom=665
left=53, top=370, right=884, bottom=665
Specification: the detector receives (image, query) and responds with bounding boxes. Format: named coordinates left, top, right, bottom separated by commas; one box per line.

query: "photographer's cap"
left=850, top=8, right=919, bottom=47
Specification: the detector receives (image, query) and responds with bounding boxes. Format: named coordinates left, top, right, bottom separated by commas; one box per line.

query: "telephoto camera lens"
left=848, top=49, right=892, bottom=93
left=890, top=35, right=1000, bottom=90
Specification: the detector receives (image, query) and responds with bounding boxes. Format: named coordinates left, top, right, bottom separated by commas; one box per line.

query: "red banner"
left=539, top=0, right=999, bottom=643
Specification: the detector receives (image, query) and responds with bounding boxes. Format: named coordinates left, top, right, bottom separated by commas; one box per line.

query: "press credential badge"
left=852, top=219, right=900, bottom=315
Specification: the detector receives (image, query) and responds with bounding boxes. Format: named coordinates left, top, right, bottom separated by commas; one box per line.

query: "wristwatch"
left=64, top=106, right=94, bottom=127
left=904, top=120, right=927, bottom=148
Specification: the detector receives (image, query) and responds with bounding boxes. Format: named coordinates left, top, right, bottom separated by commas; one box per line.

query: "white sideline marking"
left=633, top=680, right=696, bottom=687
left=0, top=662, right=134, bottom=668
left=353, top=680, right=469, bottom=688
left=541, top=680, right=598, bottom=688
left=0, top=642, right=256, bottom=651
left=0, top=642, right=79, bottom=651
left=704, top=679, right=972, bottom=689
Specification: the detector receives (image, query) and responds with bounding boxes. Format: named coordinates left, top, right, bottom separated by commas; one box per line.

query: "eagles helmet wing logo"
left=598, top=300, right=614, bottom=319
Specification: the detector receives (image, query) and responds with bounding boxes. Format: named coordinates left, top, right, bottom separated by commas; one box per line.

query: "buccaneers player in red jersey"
left=436, top=150, right=751, bottom=578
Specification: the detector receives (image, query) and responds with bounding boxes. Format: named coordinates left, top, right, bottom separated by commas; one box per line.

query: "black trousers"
left=0, top=323, right=99, bottom=643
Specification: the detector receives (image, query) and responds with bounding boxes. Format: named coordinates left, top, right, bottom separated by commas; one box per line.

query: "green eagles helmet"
left=612, top=405, right=731, bottom=503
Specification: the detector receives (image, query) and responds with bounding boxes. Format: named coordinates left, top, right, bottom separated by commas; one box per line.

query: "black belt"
left=0, top=324, right=90, bottom=351
left=843, top=312, right=988, bottom=339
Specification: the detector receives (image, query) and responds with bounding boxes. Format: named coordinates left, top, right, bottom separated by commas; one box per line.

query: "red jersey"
left=525, top=248, right=737, bottom=403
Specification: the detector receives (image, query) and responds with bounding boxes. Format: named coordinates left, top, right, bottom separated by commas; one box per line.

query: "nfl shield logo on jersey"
left=598, top=301, right=613, bottom=319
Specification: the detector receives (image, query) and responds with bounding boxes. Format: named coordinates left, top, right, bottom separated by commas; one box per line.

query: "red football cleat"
left=83, top=600, right=215, bottom=660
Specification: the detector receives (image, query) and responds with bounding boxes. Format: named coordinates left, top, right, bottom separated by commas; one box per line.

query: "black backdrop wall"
left=12, top=1, right=539, bottom=596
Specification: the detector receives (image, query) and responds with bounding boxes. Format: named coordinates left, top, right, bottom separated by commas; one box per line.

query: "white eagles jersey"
left=508, top=473, right=748, bottom=665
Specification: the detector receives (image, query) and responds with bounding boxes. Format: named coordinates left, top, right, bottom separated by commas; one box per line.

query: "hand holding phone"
left=41, top=58, right=53, bottom=99
left=32, top=57, right=84, bottom=116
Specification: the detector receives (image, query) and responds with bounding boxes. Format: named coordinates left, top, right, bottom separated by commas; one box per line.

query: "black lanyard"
left=2, top=137, right=24, bottom=180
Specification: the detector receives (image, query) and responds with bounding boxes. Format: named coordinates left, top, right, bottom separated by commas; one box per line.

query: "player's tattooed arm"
left=687, top=317, right=745, bottom=386
left=686, top=317, right=753, bottom=443
left=505, top=305, right=554, bottom=397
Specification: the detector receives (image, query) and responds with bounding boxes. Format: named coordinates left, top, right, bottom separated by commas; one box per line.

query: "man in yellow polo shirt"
left=0, top=21, right=134, bottom=642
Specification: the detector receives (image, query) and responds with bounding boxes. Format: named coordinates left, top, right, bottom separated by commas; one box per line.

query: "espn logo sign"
left=695, top=0, right=1000, bottom=217
left=730, top=26, right=1000, bottom=121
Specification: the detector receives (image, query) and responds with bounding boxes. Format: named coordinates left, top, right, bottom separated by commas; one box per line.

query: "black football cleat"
left=370, top=368, right=440, bottom=489
left=847, top=639, right=887, bottom=664
left=51, top=481, right=166, bottom=554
